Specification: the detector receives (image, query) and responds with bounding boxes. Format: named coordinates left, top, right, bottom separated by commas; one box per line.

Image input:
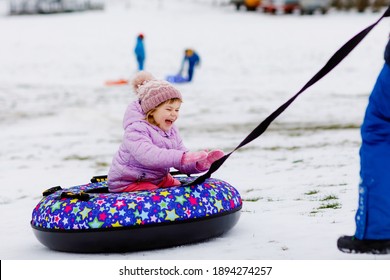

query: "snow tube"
left=31, top=176, right=242, bottom=253
left=166, top=74, right=188, bottom=84
left=105, top=79, right=129, bottom=86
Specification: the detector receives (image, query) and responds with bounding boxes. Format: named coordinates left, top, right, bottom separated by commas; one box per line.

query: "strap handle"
left=42, top=186, right=62, bottom=196
left=60, top=191, right=90, bottom=201
left=187, top=6, right=390, bottom=186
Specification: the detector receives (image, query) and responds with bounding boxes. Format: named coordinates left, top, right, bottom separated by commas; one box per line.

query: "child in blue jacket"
left=180, top=49, right=200, bottom=82
left=134, top=33, right=145, bottom=71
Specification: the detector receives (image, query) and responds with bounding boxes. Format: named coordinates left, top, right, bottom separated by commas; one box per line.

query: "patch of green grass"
left=320, top=195, right=338, bottom=201
left=64, top=155, right=92, bottom=161
left=309, top=210, right=319, bottom=215
left=318, top=202, right=342, bottom=210
left=305, top=190, right=319, bottom=195
left=95, top=161, right=109, bottom=167
left=242, top=197, right=263, bottom=202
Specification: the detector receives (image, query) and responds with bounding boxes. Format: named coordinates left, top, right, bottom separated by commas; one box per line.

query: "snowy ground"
left=1, top=0, right=390, bottom=263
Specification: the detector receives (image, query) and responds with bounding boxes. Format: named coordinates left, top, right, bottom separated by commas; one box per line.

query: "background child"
left=134, top=33, right=145, bottom=71
left=108, top=71, right=223, bottom=192
left=180, top=48, right=200, bottom=82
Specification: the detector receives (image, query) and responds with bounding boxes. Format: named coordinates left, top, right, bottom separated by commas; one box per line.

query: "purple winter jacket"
left=107, top=101, right=202, bottom=192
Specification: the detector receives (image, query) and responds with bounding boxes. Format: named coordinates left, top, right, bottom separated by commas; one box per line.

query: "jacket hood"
left=123, top=100, right=145, bottom=129
left=122, top=100, right=176, bottom=137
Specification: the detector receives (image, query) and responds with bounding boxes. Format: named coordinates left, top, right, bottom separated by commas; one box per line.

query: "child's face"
left=152, top=100, right=182, bottom=132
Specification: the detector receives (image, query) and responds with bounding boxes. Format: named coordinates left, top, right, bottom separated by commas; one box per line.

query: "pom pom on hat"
left=132, top=71, right=183, bottom=113
left=131, top=71, right=155, bottom=94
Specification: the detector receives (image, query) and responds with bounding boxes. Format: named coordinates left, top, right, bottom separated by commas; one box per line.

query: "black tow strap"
left=188, top=6, right=390, bottom=186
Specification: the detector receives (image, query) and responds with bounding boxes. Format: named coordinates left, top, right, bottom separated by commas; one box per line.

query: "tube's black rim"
left=31, top=205, right=242, bottom=234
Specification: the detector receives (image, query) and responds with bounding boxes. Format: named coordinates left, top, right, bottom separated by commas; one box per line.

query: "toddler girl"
left=108, top=71, right=224, bottom=192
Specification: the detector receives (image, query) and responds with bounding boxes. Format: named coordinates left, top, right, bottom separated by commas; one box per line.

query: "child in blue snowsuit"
left=338, top=36, right=390, bottom=254
left=180, top=49, right=200, bottom=82
left=134, top=34, right=145, bottom=71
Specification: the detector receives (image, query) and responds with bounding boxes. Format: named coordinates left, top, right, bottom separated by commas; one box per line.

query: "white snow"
left=1, top=0, right=390, bottom=271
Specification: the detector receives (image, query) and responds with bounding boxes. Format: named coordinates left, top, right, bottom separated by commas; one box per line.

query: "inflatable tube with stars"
left=31, top=176, right=242, bottom=253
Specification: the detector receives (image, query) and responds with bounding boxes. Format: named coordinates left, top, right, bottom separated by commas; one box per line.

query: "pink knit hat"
left=132, top=71, right=183, bottom=113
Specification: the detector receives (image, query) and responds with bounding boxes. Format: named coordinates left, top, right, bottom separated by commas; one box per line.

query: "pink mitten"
left=196, top=149, right=224, bottom=171
left=181, top=151, right=208, bottom=165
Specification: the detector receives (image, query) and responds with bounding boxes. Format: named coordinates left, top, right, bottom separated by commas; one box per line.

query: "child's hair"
left=185, top=49, right=193, bottom=56
left=132, top=71, right=183, bottom=114
left=145, top=98, right=182, bottom=126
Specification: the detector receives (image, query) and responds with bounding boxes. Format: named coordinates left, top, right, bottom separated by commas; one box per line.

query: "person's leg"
left=122, top=181, right=158, bottom=192
left=158, top=174, right=181, bottom=188
left=187, top=67, right=194, bottom=81
left=137, top=57, right=144, bottom=71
